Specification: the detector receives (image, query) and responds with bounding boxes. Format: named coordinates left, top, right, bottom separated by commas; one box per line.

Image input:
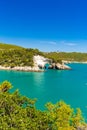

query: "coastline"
left=0, top=66, right=44, bottom=72
left=0, top=61, right=87, bottom=72
left=62, top=60, right=87, bottom=64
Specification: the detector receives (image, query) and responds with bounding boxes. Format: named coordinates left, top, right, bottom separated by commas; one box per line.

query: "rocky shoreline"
left=48, top=62, right=71, bottom=70
left=0, top=66, right=44, bottom=72
left=62, top=60, right=87, bottom=64
left=0, top=55, right=71, bottom=72
left=0, top=60, right=87, bottom=72
left=1, top=55, right=87, bottom=72
left=0, top=63, right=71, bottom=72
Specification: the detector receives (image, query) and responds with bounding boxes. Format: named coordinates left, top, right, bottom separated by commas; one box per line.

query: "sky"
left=0, top=0, right=87, bottom=52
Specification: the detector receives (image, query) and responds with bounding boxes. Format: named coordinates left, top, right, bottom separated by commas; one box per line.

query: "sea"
left=0, top=63, right=87, bottom=120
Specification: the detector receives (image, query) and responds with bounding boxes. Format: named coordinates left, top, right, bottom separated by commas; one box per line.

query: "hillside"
left=0, top=43, right=87, bottom=69
left=0, top=43, right=23, bottom=50
left=0, top=43, right=44, bottom=67
left=44, top=52, right=87, bottom=63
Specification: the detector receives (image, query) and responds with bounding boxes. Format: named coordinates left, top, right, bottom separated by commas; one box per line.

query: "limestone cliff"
left=33, top=55, right=71, bottom=70
left=33, top=55, right=50, bottom=69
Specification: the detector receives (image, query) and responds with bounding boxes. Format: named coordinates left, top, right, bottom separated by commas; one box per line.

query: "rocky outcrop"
left=33, top=55, right=71, bottom=70
left=33, top=55, right=51, bottom=69
left=0, top=65, right=44, bottom=72
left=55, top=63, right=71, bottom=70
left=0, top=55, right=50, bottom=72
left=0, top=55, right=71, bottom=72
left=48, top=63, right=71, bottom=70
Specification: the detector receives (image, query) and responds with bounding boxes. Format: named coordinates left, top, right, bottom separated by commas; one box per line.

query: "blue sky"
left=0, top=0, right=87, bottom=52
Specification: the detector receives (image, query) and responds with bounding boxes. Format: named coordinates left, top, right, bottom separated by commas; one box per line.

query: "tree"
left=46, top=101, right=85, bottom=130
left=0, top=81, right=86, bottom=130
left=0, top=81, right=12, bottom=92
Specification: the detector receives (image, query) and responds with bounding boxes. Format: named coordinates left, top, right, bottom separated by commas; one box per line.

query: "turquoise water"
left=0, top=63, right=87, bottom=119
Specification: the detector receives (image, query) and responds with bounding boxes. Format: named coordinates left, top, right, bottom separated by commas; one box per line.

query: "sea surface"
left=0, top=63, right=87, bottom=119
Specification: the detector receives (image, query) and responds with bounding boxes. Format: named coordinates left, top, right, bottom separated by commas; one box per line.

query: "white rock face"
left=0, top=65, right=43, bottom=72
left=0, top=55, right=71, bottom=72
left=0, top=55, right=50, bottom=72
left=33, top=55, right=49, bottom=68
left=55, top=63, right=71, bottom=70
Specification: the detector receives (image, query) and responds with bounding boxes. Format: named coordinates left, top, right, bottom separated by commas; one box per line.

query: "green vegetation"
left=45, top=52, right=87, bottom=63
left=0, top=81, right=86, bottom=130
left=0, top=43, right=43, bottom=67
left=0, top=43, right=87, bottom=129
left=0, top=43, right=87, bottom=68
left=0, top=43, right=23, bottom=50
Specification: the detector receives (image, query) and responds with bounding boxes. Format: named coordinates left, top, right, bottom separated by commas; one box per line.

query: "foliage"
left=0, top=43, right=23, bottom=50
left=0, top=81, right=86, bottom=130
left=0, top=80, right=12, bottom=92
left=0, top=81, right=50, bottom=130
left=0, top=43, right=44, bottom=67
left=45, top=52, right=87, bottom=63
left=0, top=43, right=87, bottom=68
left=46, top=101, right=84, bottom=130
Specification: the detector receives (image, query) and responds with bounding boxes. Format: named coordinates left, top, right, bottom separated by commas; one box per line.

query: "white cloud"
left=60, top=40, right=66, bottom=44
left=59, top=40, right=77, bottom=46
left=48, top=41, right=57, bottom=45
left=65, top=43, right=77, bottom=46
left=39, top=41, right=57, bottom=45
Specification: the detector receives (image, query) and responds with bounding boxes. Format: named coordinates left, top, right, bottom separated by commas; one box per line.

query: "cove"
left=0, top=63, right=87, bottom=120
